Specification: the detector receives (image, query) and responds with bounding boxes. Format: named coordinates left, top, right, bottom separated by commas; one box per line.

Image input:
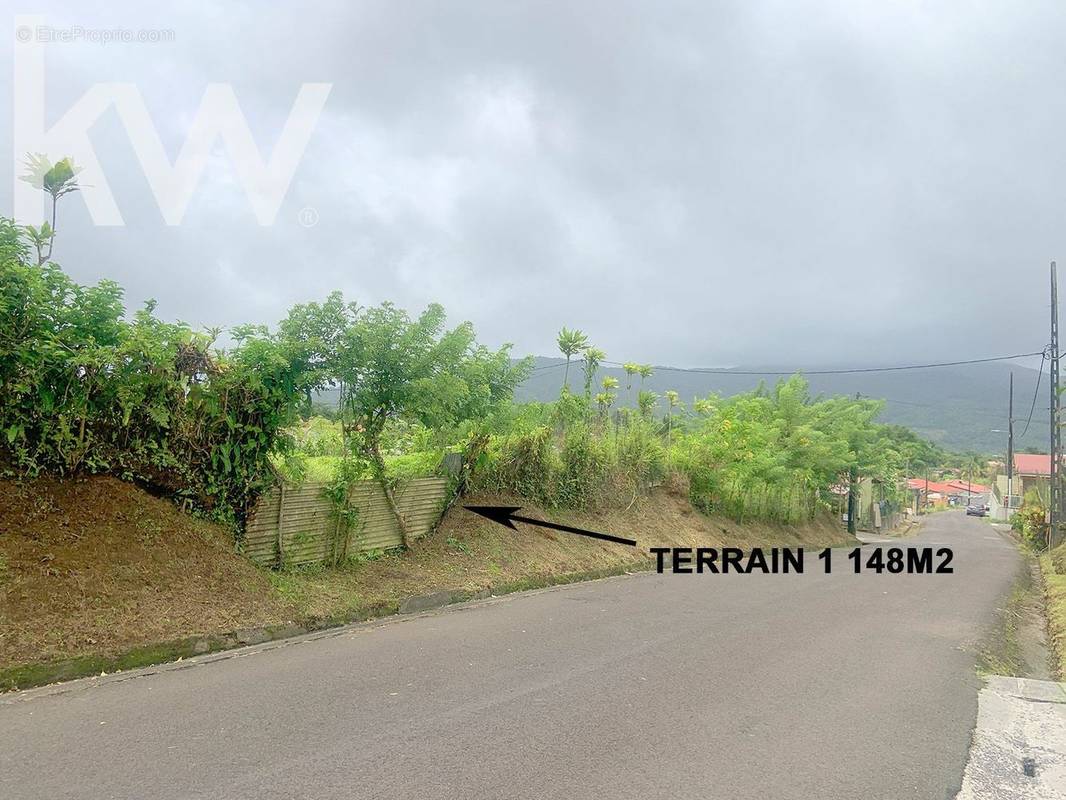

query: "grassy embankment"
left=1041, top=541, right=1066, bottom=678
left=0, top=474, right=854, bottom=691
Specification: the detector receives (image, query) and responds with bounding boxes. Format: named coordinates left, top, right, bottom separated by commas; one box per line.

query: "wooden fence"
left=243, top=477, right=451, bottom=567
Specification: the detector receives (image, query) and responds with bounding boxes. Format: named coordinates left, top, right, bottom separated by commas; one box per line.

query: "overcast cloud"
left=2, top=1, right=1064, bottom=367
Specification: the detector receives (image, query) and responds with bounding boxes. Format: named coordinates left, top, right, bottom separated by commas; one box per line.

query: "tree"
left=665, top=390, right=682, bottom=443
left=638, top=364, right=654, bottom=387
left=329, top=301, right=529, bottom=546
left=962, top=452, right=984, bottom=496
left=693, top=397, right=716, bottom=416
left=598, top=376, right=619, bottom=417
left=19, top=154, right=81, bottom=266
left=582, top=346, right=606, bottom=402
left=0, top=222, right=318, bottom=518
left=623, top=362, right=640, bottom=393
left=556, top=327, right=588, bottom=391
left=638, top=390, right=658, bottom=419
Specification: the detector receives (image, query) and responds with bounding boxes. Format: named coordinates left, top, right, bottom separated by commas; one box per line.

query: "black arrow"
left=464, top=506, right=637, bottom=547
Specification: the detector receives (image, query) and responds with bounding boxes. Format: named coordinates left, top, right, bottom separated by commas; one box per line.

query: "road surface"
left=0, top=512, right=1020, bottom=799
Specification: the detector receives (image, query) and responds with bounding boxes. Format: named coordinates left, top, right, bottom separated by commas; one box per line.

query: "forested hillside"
left=513, top=357, right=1044, bottom=455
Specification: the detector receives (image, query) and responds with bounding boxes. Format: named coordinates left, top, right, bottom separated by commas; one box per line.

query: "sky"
left=2, top=1, right=1064, bottom=368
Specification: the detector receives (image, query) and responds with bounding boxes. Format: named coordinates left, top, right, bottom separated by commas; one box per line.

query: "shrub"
left=1012, top=488, right=1048, bottom=549
left=611, top=419, right=667, bottom=488
left=386, top=450, right=441, bottom=480
left=291, top=416, right=344, bottom=457
left=478, top=426, right=556, bottom=503
left=557, top=424, right=607, bottom=508
left=0, top=226, right=312, bottom=521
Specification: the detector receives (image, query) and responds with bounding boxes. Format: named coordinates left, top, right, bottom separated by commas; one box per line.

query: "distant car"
left=966, top=505, right=987, bottom=517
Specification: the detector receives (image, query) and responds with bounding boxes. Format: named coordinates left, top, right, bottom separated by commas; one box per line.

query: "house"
left=1013, top=453, right=1051, bottom=496
left=990, top=453, right=1050, bottom=520
left=835, top=476, right=902, bottom=530
left=907, top=478, right=953, bottom=510
left=943, top=479, right=989, bottom=504
left=907, top=478, right=989, bottom=512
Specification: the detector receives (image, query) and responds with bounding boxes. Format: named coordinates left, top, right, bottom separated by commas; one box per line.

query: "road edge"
left=0, top=560, right=653, bottom=697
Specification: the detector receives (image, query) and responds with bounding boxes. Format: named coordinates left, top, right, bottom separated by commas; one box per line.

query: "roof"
left=906, top=478, right=989, bottom=495
left=907, top=479, right=954, bottom=494
left=1014, top=453, right=1051, bottom=476
left=944, top=479, right=989, bottom=494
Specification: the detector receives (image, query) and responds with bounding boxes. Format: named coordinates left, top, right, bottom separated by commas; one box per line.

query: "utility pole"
left=1051, top=262, right=1061, bottom=550
left=847, top=464, right=857, bottom=535
left=1007, top=372, right=1014, bottom=517
left=847, top=391, right=859, bottom=534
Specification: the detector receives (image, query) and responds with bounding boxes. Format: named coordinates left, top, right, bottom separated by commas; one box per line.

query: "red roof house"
left=1014, top=453, right=1051, bottom=476
left=944, top=479, right=989, bottom=495
left=907, top=478, right=951, bottom=494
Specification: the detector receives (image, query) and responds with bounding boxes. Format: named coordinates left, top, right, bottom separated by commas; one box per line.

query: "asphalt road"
left=0, top=511, right=1020, bottom=799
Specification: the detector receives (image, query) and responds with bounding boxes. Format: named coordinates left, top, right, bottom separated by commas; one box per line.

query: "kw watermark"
left=16, top=24, right=176, bottom=45
left=12, top=15, right=331, bottom=227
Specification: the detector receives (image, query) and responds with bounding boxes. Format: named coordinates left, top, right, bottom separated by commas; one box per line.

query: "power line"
left=531, top=350, right=1044, bottom=376
left=1019, top=350, right=1048, bottom=439
left=874, top=396, right=1013, bottom=421
left=530, top=351, right=1047, bottom=379
left=599, top=351, right=1046, bottom=376
left=529, top=360, right=568, bottom=372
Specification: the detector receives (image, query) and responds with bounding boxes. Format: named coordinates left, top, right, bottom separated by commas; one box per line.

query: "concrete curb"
left=956, top=676, right=1066, bottom=798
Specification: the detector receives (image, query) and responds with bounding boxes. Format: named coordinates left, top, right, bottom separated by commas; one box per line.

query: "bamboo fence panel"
left=244, top=477, right=450, bottom=567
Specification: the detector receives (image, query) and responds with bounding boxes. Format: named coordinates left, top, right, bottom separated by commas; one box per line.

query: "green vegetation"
left=0, top=200, right=942, bottom=535
left=0, top=212, right=523, bottom=527
left=0, top=162, right=952, bottom=540
left=1, top=160, right=527, bottom=531
left=555, top=327, right=588, bottom=389
left=1043, top=542, right=1066, bottom=678
left=1012, top=486, right=1050, bottom=548
left=0, top=221, right=315, bottom=521
left=472, top=338, right=933, bottom=524
left=19, top=155, right=81, bottom=266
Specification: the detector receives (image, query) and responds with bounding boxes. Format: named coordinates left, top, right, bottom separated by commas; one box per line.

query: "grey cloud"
left=2, top=0, right=1064, bottom=366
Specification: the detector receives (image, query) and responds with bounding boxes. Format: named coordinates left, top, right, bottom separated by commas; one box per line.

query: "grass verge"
left=1040, top=541, right=1066, bottom=679
left=977, top=556, right=1047, bottom=678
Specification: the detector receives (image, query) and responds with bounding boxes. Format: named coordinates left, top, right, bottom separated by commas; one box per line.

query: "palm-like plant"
left=598, top=376, right=619, bottom=418
left=582, top=346, right=606, bottom=401
left=693, top=397, right=715, bottom=416
left=638, top=364, right=654, bottom=387
left=556, top=327, right=589, bottom=391
left=19, top=154, right=82, bottom=266
left=622, top=362, right=640, bottom=393
left=963, top=453, right=984, bottom=496
left=638, top=390, right=658, bottom=419
left=665, top=390, right=683, bottom=443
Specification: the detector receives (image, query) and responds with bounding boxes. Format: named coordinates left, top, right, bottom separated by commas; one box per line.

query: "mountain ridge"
left=515, top=356, right=1048, bottom=455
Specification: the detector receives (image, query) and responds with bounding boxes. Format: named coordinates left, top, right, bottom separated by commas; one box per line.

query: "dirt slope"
left=1, top=475, right=855, bottom=680
left=0, top=475, right=294, bottom=669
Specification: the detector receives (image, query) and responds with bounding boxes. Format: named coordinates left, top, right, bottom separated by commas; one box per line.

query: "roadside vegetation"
left=1041, top=541, right=1066, bottom=678
left=0, top=162, right=959, bottom=684
left=1, top=176, right=934, bottom=538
